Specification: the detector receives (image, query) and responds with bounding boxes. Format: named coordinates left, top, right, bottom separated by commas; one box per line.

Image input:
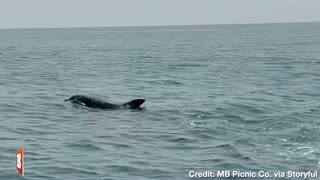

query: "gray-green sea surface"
left=1, top=22, right=320, bottom=179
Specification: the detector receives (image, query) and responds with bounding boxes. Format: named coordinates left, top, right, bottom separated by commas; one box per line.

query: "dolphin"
left=65, top=95, right=145, bottom=109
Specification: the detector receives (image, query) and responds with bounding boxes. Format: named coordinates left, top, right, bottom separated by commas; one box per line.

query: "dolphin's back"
left=66, top=95, right=119, bottom=109
left=65, top=95, right=145, bottom=109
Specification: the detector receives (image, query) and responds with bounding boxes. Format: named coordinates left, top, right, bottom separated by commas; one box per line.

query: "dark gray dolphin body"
left=65, top=95, right=145, bottom=109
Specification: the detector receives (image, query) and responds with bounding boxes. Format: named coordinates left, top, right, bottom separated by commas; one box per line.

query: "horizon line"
left=0, top=20, right=319, bottom=30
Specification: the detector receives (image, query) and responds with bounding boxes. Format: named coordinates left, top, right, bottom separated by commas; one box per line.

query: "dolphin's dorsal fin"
left=122, top=99, right=145, bottom=109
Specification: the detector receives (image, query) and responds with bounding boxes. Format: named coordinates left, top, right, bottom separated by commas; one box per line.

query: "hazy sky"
left=1, top=0, right=320, bottom=29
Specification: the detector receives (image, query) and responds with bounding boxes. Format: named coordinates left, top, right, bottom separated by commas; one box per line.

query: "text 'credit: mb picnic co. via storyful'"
left=189, top=170, right=318, bottom=179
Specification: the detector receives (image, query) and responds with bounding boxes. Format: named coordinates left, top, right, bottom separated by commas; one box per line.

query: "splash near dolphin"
left=65, top=95, right=145, bottom=109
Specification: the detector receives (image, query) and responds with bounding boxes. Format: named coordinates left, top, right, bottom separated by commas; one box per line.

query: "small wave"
left=260, top=120, right=291, bottom=132
left=290, top=125, right=320, bottom=142
left=217, top=162, right=252, bottom=170
left=144, top=80, right=184, bottom=85
left=220, top=114, right=245, bottom=122
left=136, top=55, right=157, bottom=59
left=107, top=141, right=134, bottom=149
left=64, top=141, right=103, bottom=151
left=173, top=63, right=207, bottom=67
left=160, top=80, right=184, bottom=85
left=182, top=119, right=205, bottom=127
left=281, top=142, right=320, bottom=161
left=279, top=42, right=320, bottom=46
left=9, top=127, right=55, bottom=136
left=106, top=165, right=173, bottom=179
left=233, top=138, right=258, bottom=148
left=197, top=113, right=204, bottom=119
left=31, top=165, right=99, bottom=179
left=230, top=103, right=268, bottom=114
left=169, top=137, right=198, bottom=143
left=24, top=36, right=40, bottom=39
left=20, top=55, right=32, bottom=59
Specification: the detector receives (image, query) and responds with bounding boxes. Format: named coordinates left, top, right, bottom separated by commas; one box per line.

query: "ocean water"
left=1, top=22, right=320, bottom=179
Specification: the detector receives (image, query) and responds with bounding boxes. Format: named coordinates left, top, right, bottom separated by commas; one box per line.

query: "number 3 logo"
left=16, top=153, right=21, bottom=169
left=16, top=147, right=24, bottom=176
